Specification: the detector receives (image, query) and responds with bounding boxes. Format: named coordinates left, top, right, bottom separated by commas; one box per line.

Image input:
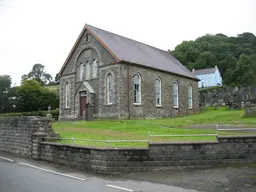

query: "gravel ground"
left=123, top=165, right=256, bottom=192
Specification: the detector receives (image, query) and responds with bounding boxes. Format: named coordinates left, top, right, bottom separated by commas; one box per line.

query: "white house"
left=192, top=66, right=222, bottom=88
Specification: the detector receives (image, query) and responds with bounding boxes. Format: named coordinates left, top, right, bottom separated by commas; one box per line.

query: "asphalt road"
left=0, top=152, right=198, bottom=192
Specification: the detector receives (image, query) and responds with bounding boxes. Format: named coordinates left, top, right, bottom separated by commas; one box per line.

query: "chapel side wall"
left=120, top=64, right=200, bottom=119
left=98, top=64, right=123, bottom=118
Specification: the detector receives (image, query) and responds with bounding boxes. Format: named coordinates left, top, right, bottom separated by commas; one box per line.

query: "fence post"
left=216, top=124, right=219, bottom=140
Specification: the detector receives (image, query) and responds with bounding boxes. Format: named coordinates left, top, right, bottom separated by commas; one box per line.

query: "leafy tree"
left=234, top=54, right=256, bottom=87
left=26, top=64, right=53, bottom=85
left=194, top=51, right=217, bottom=69
left=0, top=75, right=12, bottom=113
left=171, top=32, right=256, bottom=87
left=54, top=73, right=60, bottom=84
left=16, top=80, right=59, bottom=112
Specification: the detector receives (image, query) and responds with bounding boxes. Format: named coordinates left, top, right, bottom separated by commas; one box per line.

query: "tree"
left=170, top=32, right=256, bottom=86
left=26, top=63, right=53, bottom=85
left=234, top=54, right=256, bottom=87
left=21, top=74, right=28, bottom=84
left=0, top=75, right=12, bottom=113
left=16, top=80, right=59, bottom=112
left=54, top=73, right=60, bottom=84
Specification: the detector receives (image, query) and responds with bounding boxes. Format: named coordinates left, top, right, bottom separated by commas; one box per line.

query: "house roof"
left=192, top=68, right=217, bottom=75
left=59, top=24, right=198, bottom=80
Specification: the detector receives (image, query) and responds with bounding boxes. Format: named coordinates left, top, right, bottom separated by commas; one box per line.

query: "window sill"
left=134, top=103, right=141, bottom=106
left=156, top=105, right=162, bottom=108
left=188, top=107, right=193, bottom=109
left=173, top=106, right=179, bottom=109
left=105, top=103, right=114, bottom=106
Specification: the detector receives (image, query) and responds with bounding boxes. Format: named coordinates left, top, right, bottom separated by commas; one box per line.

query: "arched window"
left=188, top=84, right=193, bottom=109
left=92, top=59, right=98, bottom=78
left=106, top=73, right=113, bottom=104
left=64, top=81, right=70, bottom=108
left=79, top=63, right=84, bottom=81
left=172, top=81, right=179, bottom=108
left=155, top=77, right=161, bottom=106
left=133, top=73, right=141, bottom=104
left=85, top=61, right=90, bottom=80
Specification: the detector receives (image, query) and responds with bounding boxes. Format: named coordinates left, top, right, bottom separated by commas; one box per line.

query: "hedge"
left=0, top=110, right=59, bottom=119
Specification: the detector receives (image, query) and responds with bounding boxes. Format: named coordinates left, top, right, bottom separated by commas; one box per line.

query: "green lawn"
left=52, top=108, right=256, bottom=147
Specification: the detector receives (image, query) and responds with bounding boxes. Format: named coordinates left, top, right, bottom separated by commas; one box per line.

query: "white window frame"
left=172, top=81, right=179, bottom=108
left=155, top=77, right=161, bottom=106
left=133, top=73, right=141, bottom=105
left=65, top=81, right=70, bottom=108
left=188, top=84, right=193, bottom=109
left=106, top=73, right=113, bottom=105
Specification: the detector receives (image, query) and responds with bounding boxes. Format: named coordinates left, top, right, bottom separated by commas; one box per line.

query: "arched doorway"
left=80, top=91, right=88, bottom=118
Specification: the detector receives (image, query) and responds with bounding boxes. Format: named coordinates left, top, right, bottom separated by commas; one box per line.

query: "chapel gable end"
left=60, top=29, right=116, bottom=76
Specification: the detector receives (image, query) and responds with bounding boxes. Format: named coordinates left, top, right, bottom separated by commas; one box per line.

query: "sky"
left=0, top=0, right=255, bottom=85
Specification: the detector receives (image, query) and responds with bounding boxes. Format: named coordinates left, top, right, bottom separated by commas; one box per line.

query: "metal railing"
left=148, top=125, right=256, bottom=138
left=44, top=125, right=256, bottom=147
left=44, top=137, right=149, bottom=147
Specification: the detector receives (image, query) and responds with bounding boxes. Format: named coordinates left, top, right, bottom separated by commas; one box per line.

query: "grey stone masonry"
left=39, top=142, right=149, bottom=174
left=38, top=136, right=256, bottom=174
left=0, top=116, right=51, bottom=157
left=32, top=132, right=47, bottom=160
left=59, top=26, right=200, bottom=120
left=244, top=104, right=256, bottom=117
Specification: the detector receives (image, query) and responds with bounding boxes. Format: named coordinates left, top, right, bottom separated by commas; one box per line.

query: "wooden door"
left=80, top=96, right=87, bottom=117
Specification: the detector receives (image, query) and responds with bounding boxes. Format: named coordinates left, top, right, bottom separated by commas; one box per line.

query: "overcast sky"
left=1, top=0, right=255, bottom=85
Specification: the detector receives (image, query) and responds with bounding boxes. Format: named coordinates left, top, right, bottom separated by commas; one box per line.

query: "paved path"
left=0, top=152, right=198, bottom=192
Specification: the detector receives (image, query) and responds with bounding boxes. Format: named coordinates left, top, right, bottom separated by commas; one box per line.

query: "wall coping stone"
left=218, top=136, right=256, bottom=139
left=32, top=132, right=48, bottom=136
left=149, top=141, right=219, bottom=146
left=40, top=142, right=148, bottom=151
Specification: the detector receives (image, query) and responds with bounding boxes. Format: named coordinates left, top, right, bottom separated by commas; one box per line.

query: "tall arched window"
left=188, top=84, right=193, bottom=109
left=172, top=81, right=179, bottom=108
left=155, top=77, right=161, bottom=106
left=106, top=73, right=113, bottom=104
left=64, top=81, right=70, bottom=108
left=79, top=63, right=84, bottom=81
left=92, top=59, right=98, bottom=79
left=133, top=73, right=141, bottom=104
left=85, top=61, right=90, bottom=80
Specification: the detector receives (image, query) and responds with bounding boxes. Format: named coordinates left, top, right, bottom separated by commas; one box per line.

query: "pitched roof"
left=59, top=24, right=198, bottom=80
left=192, top=68, right=217, bottom=75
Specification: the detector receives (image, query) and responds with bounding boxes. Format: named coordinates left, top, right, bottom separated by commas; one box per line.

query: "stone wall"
left=244, top=105, right=256, bottom=117
left=199, top=86, right=256, bottom=107
left=38, top=136, right=256, bottom=174
left=0, top=116, right=50, bottom=157
left=148, top=136, right=256, bottom=168
left=39, top=142, right=149, bottom=174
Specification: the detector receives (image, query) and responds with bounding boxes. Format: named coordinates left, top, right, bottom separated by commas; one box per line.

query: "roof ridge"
left=86, top=24, right=170, bottom=54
